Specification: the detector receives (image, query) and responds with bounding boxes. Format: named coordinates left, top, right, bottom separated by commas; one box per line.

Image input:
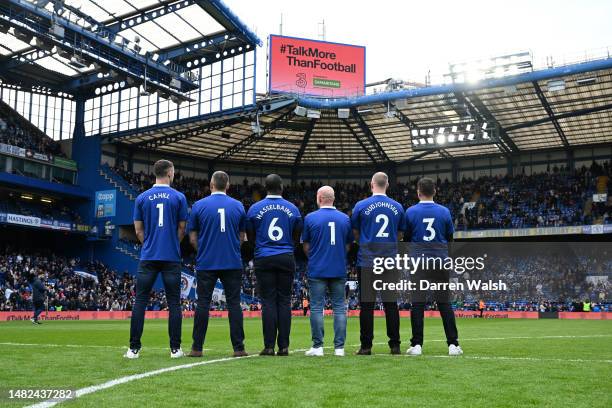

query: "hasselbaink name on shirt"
left=255, top=204, right=294, bottom=220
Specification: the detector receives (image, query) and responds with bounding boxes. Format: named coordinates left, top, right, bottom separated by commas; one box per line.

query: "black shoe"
left=233, top=350, right=249, bottom=358
left=259, top=348, right=275, bottom=356
left=276, top=348, right=289, bottom=356
left=390, top=346, right=401, bottom=355
left=355, top=347, right=372, bottom=355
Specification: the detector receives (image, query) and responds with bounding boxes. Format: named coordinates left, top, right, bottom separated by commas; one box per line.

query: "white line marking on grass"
left=370, top=334, right=612, bottom=347
left=25, top=355, right=257, bottom=408
left=22, top=336, right=612, bottom=407
left=0, top=342, right=211, bottom=351
left=374, top=353, right=612, bottom=364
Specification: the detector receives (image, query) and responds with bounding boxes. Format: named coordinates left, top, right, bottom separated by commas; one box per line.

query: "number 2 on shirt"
left=218, top=208, right=226, bottom=232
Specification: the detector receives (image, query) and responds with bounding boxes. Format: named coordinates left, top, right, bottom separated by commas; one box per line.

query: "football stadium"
left=0, top=0, right=611, bottom=407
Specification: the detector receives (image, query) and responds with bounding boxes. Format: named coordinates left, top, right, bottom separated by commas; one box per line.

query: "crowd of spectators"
left=0, top=247, right=197, bottom=312
left=0, top=245, right=609, bottom=312
left=109, top=160, right=611, bottom=230
left=0, top=104, right=65, bottom=158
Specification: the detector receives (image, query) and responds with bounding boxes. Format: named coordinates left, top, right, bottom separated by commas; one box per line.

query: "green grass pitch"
left=0, top=317, right=610, bottom=407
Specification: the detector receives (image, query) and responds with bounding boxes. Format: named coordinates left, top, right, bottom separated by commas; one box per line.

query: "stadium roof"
left=0, top=0, right=260, bottom=97
left=108, top=56, right=612, bottom=165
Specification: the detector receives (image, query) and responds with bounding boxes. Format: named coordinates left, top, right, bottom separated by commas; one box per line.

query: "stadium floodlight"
left=547, top=80, right=566, bottom=92
left=69, top=56, right=88, bottom=69
left=307, top=109, right=321, bottom=119
left=427, top=137, right=434, bottom=144
left=427, top=128, right=434, bottom=135
left=337, top=108, right=350, bottom=119
left=412, top=140, right=419, bottom=146
left=482, top=122, right=488, bottom=130
left=448, top=134, right=456, bottom=143
left=468, top=133, right=475, bottom=140
left=483, top=132, right=489, bottom=139
left=14, top=29, right=33, bottom=44
left=438, top=127, right=445, bottom=134
left=445, top=51, right=533, bottom=84
left=294, top=106, right=307, bottom=117
left=21, top=194, right=33, bottom=200
left=466, top=124, right=472, bottom=131
left=411, top=129, right=419, bottom=137
left=436, top=135, right=446, bottom=145
left=451, top=125, right=458, bottom=133
left=576, top=77, right=597, bottom=86
left=458, top=134, right=465, bottom=141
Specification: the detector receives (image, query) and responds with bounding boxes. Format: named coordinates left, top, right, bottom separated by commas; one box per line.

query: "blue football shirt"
left=350, top=194, right=405, bottom=266
left=188, top=192, right=246, bottom=271
left=133, top=184, right=188, bottom=262
left=404, top=201, right=454, bottom=243
left=302, top=207, right=353, bottom=278
left=246, top=195, right=303, bottom=259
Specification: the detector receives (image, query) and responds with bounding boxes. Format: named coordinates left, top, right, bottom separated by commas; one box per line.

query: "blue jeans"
left=308, top=278, right=347, bottom=349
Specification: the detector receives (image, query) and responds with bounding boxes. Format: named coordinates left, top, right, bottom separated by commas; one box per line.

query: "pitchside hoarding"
left=269, top=35, right=366, bottom=97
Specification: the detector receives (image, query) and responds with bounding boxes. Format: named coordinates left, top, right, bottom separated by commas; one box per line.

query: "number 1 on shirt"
left=156, top=203, right=164, bottom=227
left=328, top=221, right=336, bottom=245
left=218, top=208, right=226, bottom=232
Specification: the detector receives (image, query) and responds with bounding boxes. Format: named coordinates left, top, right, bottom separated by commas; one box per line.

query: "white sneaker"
left=406, top=345, right=422, bottom=356
left=170, top=348, right=185, bottom=358
left=305, top=347, right=324, bottom=356
left=448, top=344, right=463, bottom=356
left=334, top=348, right=345, bottom=357
left=124, top=348, right=140, bottom=359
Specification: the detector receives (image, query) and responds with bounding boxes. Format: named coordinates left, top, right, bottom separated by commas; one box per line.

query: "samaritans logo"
left=313, top=77, right=341, bottom=88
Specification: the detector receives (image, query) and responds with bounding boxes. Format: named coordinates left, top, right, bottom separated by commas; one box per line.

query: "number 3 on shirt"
left=423, top=218, right=436, bottom=241
left=156, top=203, right=164, bottom=227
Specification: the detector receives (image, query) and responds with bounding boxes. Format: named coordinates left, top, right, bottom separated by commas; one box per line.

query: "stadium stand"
left=0, top=0, right=610, bottom=322
left=106, top=160, right=611, bottom=230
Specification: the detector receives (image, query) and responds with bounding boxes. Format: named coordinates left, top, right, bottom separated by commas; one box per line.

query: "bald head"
left=317, top=185, right=335, bottom=207
left=371, top=172, right=389, bottom=194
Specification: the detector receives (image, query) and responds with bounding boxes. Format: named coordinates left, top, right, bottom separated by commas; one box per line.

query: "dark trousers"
left=33, top=300, right=44, bottom=321
left=410, top=302, right=459, bottom=346
left=254, top=253, right=295, bottom=349
left=129, top=261, right=182, bottom=350
left=359, top=301, right=401, bottom=348
left=410, top=267, right=459, bottom=346
left=357, top=267, right=400, bottom=349
left=192, top=269, right=244, bottom=352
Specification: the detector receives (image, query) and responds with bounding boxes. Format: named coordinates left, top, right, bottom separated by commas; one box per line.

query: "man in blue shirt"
left=351, top=172, right=404, bottom=355
left=126, top=159, right=188, bottom=359
left=187, top=171, right=248, bottom=358
left=302, top=186, right=353, bottom=357
left=404, top=177, right=462, bottom=356
left=246, top=174, right=302, bottom=356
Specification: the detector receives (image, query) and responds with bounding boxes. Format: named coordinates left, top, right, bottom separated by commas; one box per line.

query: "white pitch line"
left=373, top=353, right=612, bottom=364
left=22, top=335, right=612, bottom=407
left=25, top=355, right=257, bottom=408
left=0, top=342, right=210, bottom=351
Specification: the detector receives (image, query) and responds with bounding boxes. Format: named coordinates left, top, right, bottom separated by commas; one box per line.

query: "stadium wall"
left=2, top=310, right=611, bottom=321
